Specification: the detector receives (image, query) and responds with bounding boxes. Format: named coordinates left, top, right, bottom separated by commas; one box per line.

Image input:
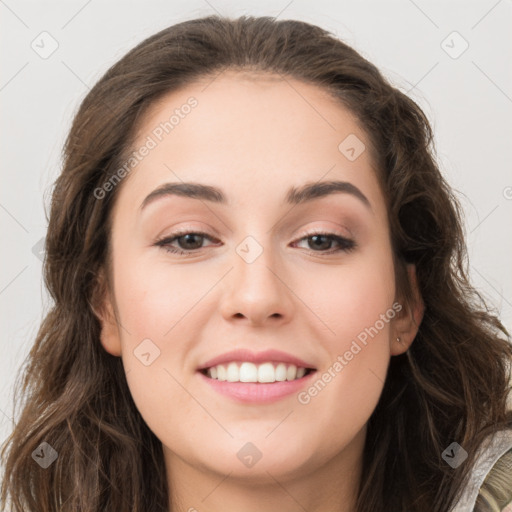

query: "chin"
left=189, top=439, right=321, bottom=483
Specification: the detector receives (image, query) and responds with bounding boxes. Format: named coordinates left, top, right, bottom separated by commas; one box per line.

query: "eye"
left=154, top=231, right=218, bottom=255
left=292, top=230, right=356, bottom=255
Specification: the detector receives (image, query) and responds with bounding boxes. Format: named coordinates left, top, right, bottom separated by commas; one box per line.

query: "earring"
left=396, top=336, right=401, bottom=343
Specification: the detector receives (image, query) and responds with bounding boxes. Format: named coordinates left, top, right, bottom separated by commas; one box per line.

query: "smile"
left=196, top=349, right=318, bottom=403
left=200, top=361, right=314, bottom=383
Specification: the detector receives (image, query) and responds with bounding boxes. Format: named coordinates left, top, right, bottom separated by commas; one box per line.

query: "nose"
left=219, top=237, right=294, bottom=327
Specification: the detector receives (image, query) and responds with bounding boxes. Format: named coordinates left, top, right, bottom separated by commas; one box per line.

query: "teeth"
left=226, top=362, right=239, bottom=382
left=275, top=363, right=287, bottom=381
left=240, top=362, right=258, bottom=382
left=286, top=364, right=297, bottom=381
left=205, top=362, right=310, bottom=383
left=258, top=362, right=275, bottom=383
left=217, top=364, right=227, bottom=381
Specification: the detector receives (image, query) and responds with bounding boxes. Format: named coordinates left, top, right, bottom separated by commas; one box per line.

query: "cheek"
left=110, top=255, right=200, bottom=429
left=113, top=252, right=206, bottom=340
left=295, top=251, right=395, bottom=433
left=308, top=249, right=396, bottom=349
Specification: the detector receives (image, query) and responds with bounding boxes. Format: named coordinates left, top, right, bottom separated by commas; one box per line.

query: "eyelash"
left=154, top=228, right=356, bottom=257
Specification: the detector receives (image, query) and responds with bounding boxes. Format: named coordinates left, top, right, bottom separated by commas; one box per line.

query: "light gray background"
left=1, top=0, right=511, bottom=447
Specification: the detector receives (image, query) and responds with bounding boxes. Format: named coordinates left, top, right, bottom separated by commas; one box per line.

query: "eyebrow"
left=140, top=180, right=371, bottom=211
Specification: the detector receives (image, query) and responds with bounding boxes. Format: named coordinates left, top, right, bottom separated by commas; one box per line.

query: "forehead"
left=113, top=70, right=384, bottom=216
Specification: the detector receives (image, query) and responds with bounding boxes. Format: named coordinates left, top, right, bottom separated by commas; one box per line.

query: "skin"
left=97, top=70, right=423, bottom=512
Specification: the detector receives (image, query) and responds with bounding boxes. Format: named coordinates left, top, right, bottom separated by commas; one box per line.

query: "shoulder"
left=450, top=429, right=512, bottom=512
left=475, top=446, right=512, bottom=512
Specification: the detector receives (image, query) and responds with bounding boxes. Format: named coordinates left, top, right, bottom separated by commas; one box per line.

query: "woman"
left=1, top=15, right=511, bottom=512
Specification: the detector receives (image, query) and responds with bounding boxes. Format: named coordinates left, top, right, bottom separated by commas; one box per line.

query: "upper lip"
left=197, top=349, right=316, bottom=371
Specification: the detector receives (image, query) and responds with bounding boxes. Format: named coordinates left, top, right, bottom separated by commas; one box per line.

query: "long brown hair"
left=2, top=15, right=511, bottom=512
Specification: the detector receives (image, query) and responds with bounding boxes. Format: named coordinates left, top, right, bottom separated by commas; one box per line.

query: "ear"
left=90, top=269, right=122, bottom=357
left=391, top=263, right=424, bottom=356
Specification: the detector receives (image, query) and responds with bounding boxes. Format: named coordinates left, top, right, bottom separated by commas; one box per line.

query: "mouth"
left=199, top=362, right=316, bottom=383
left=196, top=349, right=317, bottom=403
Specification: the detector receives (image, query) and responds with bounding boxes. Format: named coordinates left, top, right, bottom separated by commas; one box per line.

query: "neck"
left=165, top=427, right=365, bottom=512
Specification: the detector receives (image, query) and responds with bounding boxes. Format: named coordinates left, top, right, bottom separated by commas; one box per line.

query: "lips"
left=197, top=349, right=317, bottom=403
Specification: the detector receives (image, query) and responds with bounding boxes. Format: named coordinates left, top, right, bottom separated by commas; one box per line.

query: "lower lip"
left=198, top=371, right=316, bottom=403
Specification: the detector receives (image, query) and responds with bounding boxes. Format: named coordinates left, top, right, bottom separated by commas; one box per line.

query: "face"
left=98, top=70, right=420, bottom=486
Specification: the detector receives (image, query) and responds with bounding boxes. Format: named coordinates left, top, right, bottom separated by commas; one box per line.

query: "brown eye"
left=154, top=231, right=217, bottom=255
left=307, top=234, right=335, bottom=251
left=174, top=233, right=206, bottom=250
left=294, top=232, right=356, bottom=254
